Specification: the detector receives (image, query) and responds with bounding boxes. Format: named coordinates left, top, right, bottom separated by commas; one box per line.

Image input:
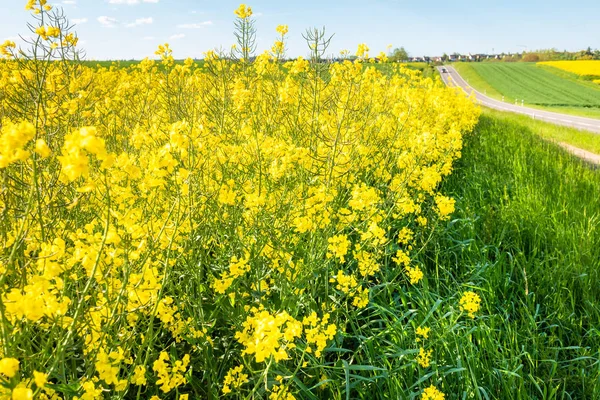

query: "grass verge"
left=481, top=108, right=600, bottom=155
left=416, top=112, right=600, bottom=398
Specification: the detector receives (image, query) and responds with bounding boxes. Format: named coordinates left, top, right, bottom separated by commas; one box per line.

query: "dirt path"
left=557, top=142, right=600, bottom=166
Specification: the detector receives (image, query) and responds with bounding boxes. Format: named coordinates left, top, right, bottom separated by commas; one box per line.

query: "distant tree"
left=522, top=53, right=540, bottom=62
left=389, top=47, right=409, bottom=62
left=442, top=53, right=449, bottom=62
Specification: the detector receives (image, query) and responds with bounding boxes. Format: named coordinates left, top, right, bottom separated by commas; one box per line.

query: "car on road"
left=441, top=68, right=448, bottom=73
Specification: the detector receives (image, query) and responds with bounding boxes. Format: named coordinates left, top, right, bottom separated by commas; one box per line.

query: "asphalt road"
left=437, top=65, right=600, bottom=134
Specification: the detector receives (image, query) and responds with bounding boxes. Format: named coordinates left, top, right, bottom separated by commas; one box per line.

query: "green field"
left=454, top=62, right=600, bottom=118
left=417, top=110, right=600, bottom=397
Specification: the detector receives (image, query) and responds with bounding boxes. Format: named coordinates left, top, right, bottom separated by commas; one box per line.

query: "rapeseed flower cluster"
left=0, top=1, right=481, bottom=398
left=459, top=291, right=483, bottom=318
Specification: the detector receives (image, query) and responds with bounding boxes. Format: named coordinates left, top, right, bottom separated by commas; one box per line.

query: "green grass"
left=453, top=62, right=504, bottom=99
left=453, top=62, right=600, bottom=119
left=481, top=108, right=600, bottom=155
left=537, top=64, right=600, bottom=88
left=414, top=111, right=600, bottom=398
left=311, top=110, right=600, bottom=399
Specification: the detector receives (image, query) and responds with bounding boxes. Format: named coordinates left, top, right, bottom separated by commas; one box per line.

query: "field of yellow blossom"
left=0, top=2, right=488, bottom=399
left=539, top=60, right=600, bottom=78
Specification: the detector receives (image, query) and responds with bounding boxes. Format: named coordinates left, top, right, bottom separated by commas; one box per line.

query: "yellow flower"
left=152, top=352, right=190, bottom=393
left=222, top=365, right=248, bottom=395
left=132, top=365, right=147, bottom=386
left=235, top=310, right=300, bottom=363
left=0, top=358, right=20, bottom=378
left=0, top=40, right=16, bottom=57
left=327, top=234, right=350, bottom=263
left=459, top=291, right=482, bottom=318
left=95, top=348, right=123, bottom=385
left=354, top=250, right=380, bottom=277
left=35, top=26, right=48, bottom=40
left=352, top=287, right=369, bottom=308
left=0, top=121, right=35, bottom=168
left=539, top=60, right=600, bottom=76
left=416, top=326, right=430, bottom=341
left=356, top=43, right=370, bottom=58
left=35, top=139, right=52, bottom=158
left=11, top=387, right=33, bottom=400
left=330, top=270, right=357, bottom=294
left=47, top=26, right=60, bottom=37
left=33, top=371, right=48, bottom=388
left=435, top=195, right=455, bottom=220
left=271, top=40, right=284, bottom=55
left=416, top=347, right=432, bottom=368
left=234, top=4, right=253, bottom=19
left=287, top=56, right=309, bottom=74
left=405, top=265, right=424, bottom=284
left=80, top=381, right=103, bottom=400
left=276, top=24, right=288, bottom=36
left=269, top=383, right=295, bottom=400
left=421, top=384, right=445, bottom=400
left=218, top=179, right=237, bottom=205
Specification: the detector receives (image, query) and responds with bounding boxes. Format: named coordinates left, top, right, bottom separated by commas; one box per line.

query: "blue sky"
left=1, top=0, right=599, bottom=60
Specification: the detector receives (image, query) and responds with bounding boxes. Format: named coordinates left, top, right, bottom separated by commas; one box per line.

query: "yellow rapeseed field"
left=0, top=1, right=480, bottom=399
left=538, top=60, right=600, bottom=77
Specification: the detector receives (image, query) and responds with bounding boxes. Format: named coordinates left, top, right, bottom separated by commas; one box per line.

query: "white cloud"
left=108, top=0, right=159, bottom=4
left=126, top=17, right=153, bottom=27
left=72, top=18, right=88, bottom=24
left=169, top=34, right=185, bottom=40
left=97, top=16, right=118, bottom=28
left=177, top=21, right=213, bottom=29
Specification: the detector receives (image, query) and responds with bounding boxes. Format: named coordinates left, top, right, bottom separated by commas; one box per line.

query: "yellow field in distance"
left=539, top=60, right=600, bottom=77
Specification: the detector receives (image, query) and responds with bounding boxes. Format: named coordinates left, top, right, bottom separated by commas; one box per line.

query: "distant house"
left=467, top=53, right=489, bottom=61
